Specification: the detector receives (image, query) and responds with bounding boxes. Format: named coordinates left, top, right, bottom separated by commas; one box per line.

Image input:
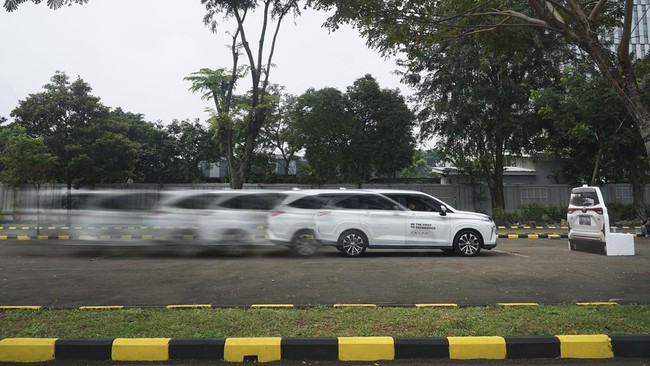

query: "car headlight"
left=480, top=215, right=493, bottom=222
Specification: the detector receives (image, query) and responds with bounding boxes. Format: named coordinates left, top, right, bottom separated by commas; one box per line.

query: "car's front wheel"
left=337, top=230, right=368, bottom=257
left=453, top=229, right=482, bottom=257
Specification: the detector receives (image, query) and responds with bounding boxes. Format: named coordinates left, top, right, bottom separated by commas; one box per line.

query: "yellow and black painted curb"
left=0, top=302, right=623, bottom=310
left=1, top=335, right=649, bottom=362
left=498, top=233, right=568, bottom=239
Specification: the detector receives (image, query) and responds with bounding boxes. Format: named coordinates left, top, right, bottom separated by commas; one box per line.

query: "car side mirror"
left=440, top=206, right=447, bottom=216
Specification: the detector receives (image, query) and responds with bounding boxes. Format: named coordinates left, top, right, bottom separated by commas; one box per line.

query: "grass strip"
left=1, top=305, right=649, bottom=338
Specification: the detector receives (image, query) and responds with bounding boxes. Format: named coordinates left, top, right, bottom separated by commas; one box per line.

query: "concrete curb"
left=1, top=335, right=649, bottom=362
left=0, top=302, right=626, bottom=310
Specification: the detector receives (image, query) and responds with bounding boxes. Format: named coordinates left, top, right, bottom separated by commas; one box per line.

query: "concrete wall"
left=0, top=182, right=646, bottom=220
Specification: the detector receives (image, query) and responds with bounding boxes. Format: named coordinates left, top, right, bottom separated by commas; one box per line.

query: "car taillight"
left=269, top=210, right=284, bottom=216
left=567, top=208, right=578, bottom=214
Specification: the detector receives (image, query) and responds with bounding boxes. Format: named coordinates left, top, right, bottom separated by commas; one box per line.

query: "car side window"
left=220, top=193, right=285, bottom=210
left=422, top=197, right=443, bottom=212
left=398, top=195, right=438, bottom=212
left=361, top=195, right=398, bottom=210
left=333, top=195, right=362, bottom=209
left=333, top=194, right=399, bottom=210
left=175, top=194, right=218, bottom=209
left=289, top=195, right=330, bottom=209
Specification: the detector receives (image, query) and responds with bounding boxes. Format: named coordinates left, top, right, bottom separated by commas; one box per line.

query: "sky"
left=0, top=0, right=411, bottom=126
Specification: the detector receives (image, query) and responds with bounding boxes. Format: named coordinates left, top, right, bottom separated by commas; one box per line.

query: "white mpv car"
left=291, top=190, right=496, bottom=257
left=567, top=185, right=608, bottom=244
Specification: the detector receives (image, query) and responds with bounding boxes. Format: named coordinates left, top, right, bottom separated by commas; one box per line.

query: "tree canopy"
left=535, top=63, right=650, bottom=219
left=309, top=0, right=650, bottom=161
left=292, top=75, right=415, bottom=186
left=5, top=72, right=221, bottom=187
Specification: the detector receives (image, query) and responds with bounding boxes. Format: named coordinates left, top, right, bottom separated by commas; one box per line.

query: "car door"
left=355, top=194, right=407, bottom=246
left=387, top=193, right=451, bottom=246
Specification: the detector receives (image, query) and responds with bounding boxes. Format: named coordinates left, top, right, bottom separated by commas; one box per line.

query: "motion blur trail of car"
left=7, top=188, right=497, bottom=257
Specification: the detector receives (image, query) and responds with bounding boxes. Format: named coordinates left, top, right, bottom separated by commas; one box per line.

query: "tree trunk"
left=629, top=162, right=647, bottom=220
left=590, top=145, right=604, bottom=186
left=482, top=159, right=505, bottom=210
left=483, top=136, right=506, bottom=210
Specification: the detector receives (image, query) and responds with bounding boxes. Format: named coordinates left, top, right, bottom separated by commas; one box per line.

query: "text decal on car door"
left=410, top=222, right=435, bottom=235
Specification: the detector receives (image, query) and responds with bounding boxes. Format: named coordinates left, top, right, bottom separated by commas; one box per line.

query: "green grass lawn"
left=1, top=304, right=649, bottom=338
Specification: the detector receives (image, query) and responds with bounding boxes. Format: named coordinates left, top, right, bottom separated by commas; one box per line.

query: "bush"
left=543, top=205, right=567, bottom=223
left=492, top=204, right=566, bottom=226
left=492, top=207, right=521, bottom=226
left=520, top=203, right=548, bottom=224
left=606, top=201, right=636, bottom=224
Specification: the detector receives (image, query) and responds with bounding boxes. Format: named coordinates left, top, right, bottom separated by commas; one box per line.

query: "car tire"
left=291, top=229, right=317, bottom=257
left=219, top=229, right=247, bottom=256
left=337, top=230, right=368, bottom=257
left=453, top=229, right=482, bottom=257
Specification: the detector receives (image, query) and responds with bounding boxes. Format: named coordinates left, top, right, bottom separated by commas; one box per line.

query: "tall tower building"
left=608, top=0, right=650, bottom=60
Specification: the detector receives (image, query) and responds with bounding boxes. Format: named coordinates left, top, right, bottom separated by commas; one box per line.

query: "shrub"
left=520, top=203, right=548, bottom=224
left=543, top=205, right=567, bottom=224
left=606, top=201, right=636, bottom=224
left=492, top=207, right=521, bottom=226
left=492, top=204, right=566, bottom=226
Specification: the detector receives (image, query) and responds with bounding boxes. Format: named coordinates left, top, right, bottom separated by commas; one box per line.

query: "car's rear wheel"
left=337, top=230, right=368, bottom=257
left=291, top=229, right=317, bottom=256
left=219, top=229, right=247, bottom=256
left=453, top=229, right=482, bottom=257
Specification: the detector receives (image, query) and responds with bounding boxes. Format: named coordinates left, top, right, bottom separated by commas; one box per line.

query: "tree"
left=114, top=109, right=181, bottom=184
left=186, top=0, right=301, bottom=189
left=3, top=0, right=88, bottom=11
left=259, top=90, right=303, bottom=177
left=436, top=29, right=567, bottom=209
left=346, top=75, right=416, bottom=182
left=535, top=64, right=650, bottom=219
left=399, top=149, right=438, bottom=179
left=0, top=125, right=59, bottom=228
left=10, top=71, right=111, bottom=189
left=308, top=1, right=650, bottom=160
left=112, top=110, right=222, bottom=184
left=293, top=87, right=355, bottom=184
left=293, top=75, right=416, bottom=186
left=166, top=118, right=222, bottom=182
left=0, top=125, right=59, bottom=188
left=80, top=116, right=140, bottom=185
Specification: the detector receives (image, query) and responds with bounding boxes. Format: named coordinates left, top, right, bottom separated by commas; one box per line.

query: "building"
left=607, top=0, right=650, bottom=60
left=431, top=156, right=567, bottom=186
